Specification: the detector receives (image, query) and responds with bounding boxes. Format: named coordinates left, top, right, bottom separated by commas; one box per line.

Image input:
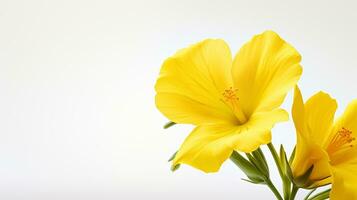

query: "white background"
left=1, top=0, right=357, bottom=199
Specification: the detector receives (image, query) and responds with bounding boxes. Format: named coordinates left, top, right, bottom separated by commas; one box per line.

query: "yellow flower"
left=155, top=31, right=302, bottom=173
left=291, top=86, right=357, bottom=199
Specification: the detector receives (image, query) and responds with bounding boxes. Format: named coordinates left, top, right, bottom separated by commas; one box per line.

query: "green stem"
left=289, top=185, right=299, bottom=200
left=265, top=178, right=283, bottom=200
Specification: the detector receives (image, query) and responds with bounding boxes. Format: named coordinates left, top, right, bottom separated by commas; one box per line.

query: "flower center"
left=327, top=127, right=355, bottom=156
left=221, top=87, right=247, bottom=124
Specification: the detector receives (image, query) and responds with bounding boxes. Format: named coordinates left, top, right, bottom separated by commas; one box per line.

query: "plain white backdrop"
left=1, top=0, right=357, bottom=199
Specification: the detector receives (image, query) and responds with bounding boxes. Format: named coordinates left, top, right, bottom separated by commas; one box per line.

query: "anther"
left=327, top=127, right=355, bottom=155
left=221, top=87, right=247, bottom=124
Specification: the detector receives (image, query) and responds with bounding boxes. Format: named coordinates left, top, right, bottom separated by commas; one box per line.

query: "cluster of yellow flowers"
left=155, top=31, right=357, bottom=200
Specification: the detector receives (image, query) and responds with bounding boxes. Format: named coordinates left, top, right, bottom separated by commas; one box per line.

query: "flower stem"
left=289, top=185, right=299, bottom=200
left=264, top=177, right=283, bottom=200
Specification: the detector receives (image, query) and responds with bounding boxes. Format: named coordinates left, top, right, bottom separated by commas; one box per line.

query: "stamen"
left=222, top=87, right=239, bottom=101
left=221, top=87, right=247, bottom=124
left=327, top=127, right=355, bottom=155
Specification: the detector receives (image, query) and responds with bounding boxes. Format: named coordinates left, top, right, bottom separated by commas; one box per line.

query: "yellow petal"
left=172, top=124, right=239, bottom=173
left=334, top=100, right=357, bottom=131
left=304, top=91, right=337, bottom=146
left=232, top=30, right=302, bottom=116
left=330, top=164, right=357, bottom=200
left=173, top=109, right=288, bottom=173
left=331, top=99, right=357, bottom=141
left=292, top=86, right=305, bottom=135
left=329, top=100, right=357, bottom=165
left=155, top=39, right=237, bottom=125
left=330, top=146, right=357, bottom=167
left=291, top=86, right=312, bottom=178
left=234, top=109, right=289, bottom=152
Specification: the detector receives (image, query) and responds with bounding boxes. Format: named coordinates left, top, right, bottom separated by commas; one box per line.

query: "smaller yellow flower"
left=291, top=86, right=357, bottom=199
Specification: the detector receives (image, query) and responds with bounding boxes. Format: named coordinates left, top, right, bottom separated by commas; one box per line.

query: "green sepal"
left=279, top=145, right=287, bottom=173
left=171, top=164, right=181, bottom=172
left=252, top=148, right=269, bottom=176
left=230, top=151, right=265, bottom=184
left=168, top=151, right=180, bottom=172
left=289, top=146, right=296, bottom=165
left=293, top=165, right=314, bottom=187
left=245, top=154, right=261, bottom=172
left=246, top=152, right=269, bottom=178
left=168, top=151, right=178, bottom=162
left=308, top=189, right=331, bottom=200
left=279, top=145, right=293, bottom=199
left=241, top=178, right=266, bottom=185
left=164, top=121, right=178, bottom=171
left=278, top=145, right=294, bottom=183
left=164, top=121, right=176, bottom=129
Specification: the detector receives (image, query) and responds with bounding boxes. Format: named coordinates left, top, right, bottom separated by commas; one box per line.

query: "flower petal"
left=172, top=109, right=288, bottom=173
left=330, top=164, right=357, bottom=200
left=292, top=86, right=305, bottom=135
left=329, top=100, right=357, bottom=165
left=232, top=30, right=302, bottom=116
left=234, top=109, right=289, bottom=152
left=331, top=99, right=357, bottom=140
left=291, top=86, right=310, bottom=175
left=172, top=124, right=239, bottom=173
left=331, top=147, right=357, bottom=169
left=155, top=39, right=237, bottom=125
left=304, top=91, right=337, bottom=146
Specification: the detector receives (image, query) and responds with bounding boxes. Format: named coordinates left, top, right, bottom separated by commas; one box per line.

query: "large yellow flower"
left=291, top=86, right=357, bottom=199
left=155, top=31, right=302, bottom=173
